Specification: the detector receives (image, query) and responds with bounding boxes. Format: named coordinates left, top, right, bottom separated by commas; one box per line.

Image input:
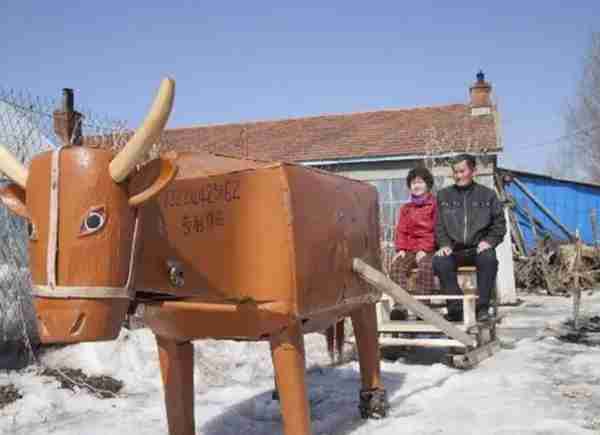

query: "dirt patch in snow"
left=0, top=383, right=22, bottom=409
left=41, top=367, right=123, bottom=398
left=545, top=315, right=600, bottom=347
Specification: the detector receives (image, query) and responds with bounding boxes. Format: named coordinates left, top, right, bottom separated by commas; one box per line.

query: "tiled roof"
left=89, top=103, right=500, bottom=163
left=159, top=103, right=499, bottom=163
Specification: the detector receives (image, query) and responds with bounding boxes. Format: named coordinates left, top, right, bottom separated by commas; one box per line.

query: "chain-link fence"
left=0, top=86, right=161, bottom=369
left=0, top=89, right=57, bottom=369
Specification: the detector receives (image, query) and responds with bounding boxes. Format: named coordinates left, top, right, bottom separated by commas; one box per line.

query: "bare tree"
left=564, top=32, right=600, bottom=182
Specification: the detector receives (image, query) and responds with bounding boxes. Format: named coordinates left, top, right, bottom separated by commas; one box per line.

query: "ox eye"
left=80, top=207, right=106, bottom=236
left=27, top=221, right=37, bottom=241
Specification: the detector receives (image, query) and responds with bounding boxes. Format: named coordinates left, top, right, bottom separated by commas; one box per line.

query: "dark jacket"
left=395, top=193, right=437, bottom=252
left=435, top=182, right=506, bottom=249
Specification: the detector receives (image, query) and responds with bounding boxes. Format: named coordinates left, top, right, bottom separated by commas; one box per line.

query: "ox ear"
left=128, top=157, right=178, bottom=207
left=0, top=182, right=28, bottom=218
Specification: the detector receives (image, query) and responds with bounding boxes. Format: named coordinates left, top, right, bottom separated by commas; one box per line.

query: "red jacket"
left=394, top=193, right=437, bottom=252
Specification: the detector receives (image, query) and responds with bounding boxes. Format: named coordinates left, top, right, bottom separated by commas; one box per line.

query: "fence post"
left=573, top=229, right=582, bottom=330
left=53, top=88, right=83, bottom=146
left=590, top=208, right=598, bottom=248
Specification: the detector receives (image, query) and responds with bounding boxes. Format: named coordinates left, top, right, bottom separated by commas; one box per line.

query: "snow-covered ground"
left=1, top=293, right=599, bottom=435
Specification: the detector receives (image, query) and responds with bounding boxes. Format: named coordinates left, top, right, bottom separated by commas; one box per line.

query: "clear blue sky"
left=1, top=1, right=598, bottom=174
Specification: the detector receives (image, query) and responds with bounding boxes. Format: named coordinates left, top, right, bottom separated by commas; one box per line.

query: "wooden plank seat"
left=378, top=266, right=480, bottom=327
left=373, top=262, right=500, bottom=368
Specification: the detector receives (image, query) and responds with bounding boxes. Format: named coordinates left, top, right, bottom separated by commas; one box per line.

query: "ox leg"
left=155, top=335, right=195, bottom=435
left=350, top=303, right=389, bottom=419
left=326, top=320, right=346, bottom=364
left=335, top=320, right=345, bottom=363
left=269, top=322, right=312, bottom=435
left=325, top=325, right=335, bottom=362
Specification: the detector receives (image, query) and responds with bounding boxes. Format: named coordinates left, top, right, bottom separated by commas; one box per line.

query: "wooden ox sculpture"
left=0, top=79, right=388, bottom=435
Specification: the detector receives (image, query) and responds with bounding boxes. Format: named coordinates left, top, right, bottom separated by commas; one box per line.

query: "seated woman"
left=389, top=167, right=437, bottom=320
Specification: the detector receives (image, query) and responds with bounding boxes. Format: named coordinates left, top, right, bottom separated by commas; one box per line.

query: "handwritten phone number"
left=164, top=180, right=240, bottom=208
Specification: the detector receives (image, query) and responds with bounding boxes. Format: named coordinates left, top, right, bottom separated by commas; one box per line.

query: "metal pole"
left=62, top=88, right=74, bottom=113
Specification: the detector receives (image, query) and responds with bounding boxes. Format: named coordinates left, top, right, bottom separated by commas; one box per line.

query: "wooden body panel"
left=143, top=298, right=370, bottom=341
left=135, top=156, right=296, bottom=306
left=136, top=154, right=381, bottom=320
left=283, top=165, right=381, bottom=317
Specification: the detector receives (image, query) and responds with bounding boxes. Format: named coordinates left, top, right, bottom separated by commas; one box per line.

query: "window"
left=367, top=175, right=446, bottom=269
left=369, top=177, right=444, bottom=243
left=367, top=179, right=409, bottom=244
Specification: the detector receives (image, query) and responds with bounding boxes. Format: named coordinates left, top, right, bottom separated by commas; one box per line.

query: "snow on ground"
left=1, top=293, right=600, bottom=435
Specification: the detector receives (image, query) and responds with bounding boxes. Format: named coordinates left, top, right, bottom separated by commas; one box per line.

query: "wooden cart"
left=355, top=261, right=501, bottom=369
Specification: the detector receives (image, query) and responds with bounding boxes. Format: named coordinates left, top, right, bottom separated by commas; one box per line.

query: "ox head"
left=0, top=78, right=178, bottom=343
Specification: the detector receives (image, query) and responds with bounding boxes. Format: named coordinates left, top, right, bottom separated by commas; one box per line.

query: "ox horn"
left=109, top=78, right=175, bottom=183
left=0, top=145, right=29, bottom=188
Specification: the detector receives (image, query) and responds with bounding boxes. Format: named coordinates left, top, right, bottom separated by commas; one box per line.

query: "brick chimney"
left=469, top=70, right=493, bottom=116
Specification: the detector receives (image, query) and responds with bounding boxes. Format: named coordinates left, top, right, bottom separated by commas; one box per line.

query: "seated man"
left=432, top=154, right=506, bottom=322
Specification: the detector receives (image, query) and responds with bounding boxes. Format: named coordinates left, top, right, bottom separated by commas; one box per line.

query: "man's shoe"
left=390, top=307, right=408, bottom=321
left=445, top=301, right=463, bottom=322
left=445, top=309, right=463, bottom=322
left=476, top=306, right=492, bottom=323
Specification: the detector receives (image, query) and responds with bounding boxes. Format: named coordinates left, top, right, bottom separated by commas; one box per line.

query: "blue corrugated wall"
left=504, top=173, right=600, bottom=251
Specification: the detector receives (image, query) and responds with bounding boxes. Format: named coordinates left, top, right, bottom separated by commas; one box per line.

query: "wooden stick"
left=573, top=230, right=582, bottom=330
left=495, top=172, right=526, bottom=256
left=512, top=177, right=575, bottom=241
left=450, top=340, right=501, bottom=369
left=413, top=295, right=478, bottom=301
left=522, top=201, right=538, bottom=243
left=507, top=206, right=527, bottom=256
left=589, top=208, right=600, bottom=266
left=352, top=258, right=477, bottom=348
left=504, top=188, right=528, bottom=255
left=590, top=208, right=599, bottom=248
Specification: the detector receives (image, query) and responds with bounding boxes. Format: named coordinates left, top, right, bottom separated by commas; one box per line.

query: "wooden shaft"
left=269, top=322, right=312, bottom=435
left=573, top=232, right=582, bottom=330
left=512, top=176, right=575, bottom=241
left=325, top=325, right=335, bottom=361
left=352, top=258, right=477, bottom=347
left=155, top=335, right=195, bottom=435
left=413, top=295, right=477, bottom=300
left=522, top=201, right=538, bottom=242
left=335, top=320, right=345, bottom=363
